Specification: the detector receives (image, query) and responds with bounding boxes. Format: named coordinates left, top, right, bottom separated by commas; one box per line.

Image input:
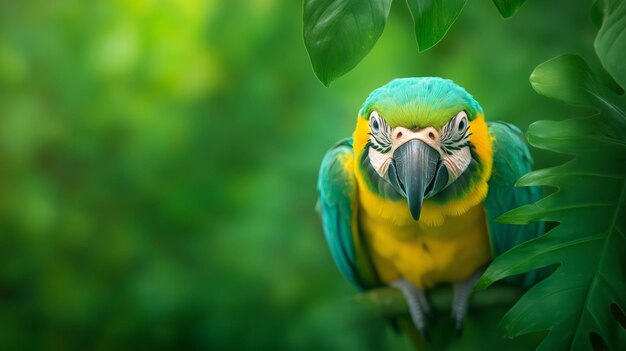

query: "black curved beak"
left=387, top=140, right=448, bottom=221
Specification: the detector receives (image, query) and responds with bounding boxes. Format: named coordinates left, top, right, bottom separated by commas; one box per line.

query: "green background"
left=0, top=0, right=601, bottom=349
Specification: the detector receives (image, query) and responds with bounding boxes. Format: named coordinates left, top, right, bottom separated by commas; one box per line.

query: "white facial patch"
left=368, top=147, right=391, bottom=177
left=438, top=111, right=472, bottom=185
left=367, top=110, right=473, bottom=187
left=367, top=111, right=393, bottom=178
left=441, top=146, right=471, bottom=183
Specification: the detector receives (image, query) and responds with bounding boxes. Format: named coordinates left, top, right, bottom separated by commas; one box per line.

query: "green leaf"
left=303, top=0, right=392, bottom=86
left=594, top=0, right=626, bottom=88
left=529, top=54, right=626, bottom=133
left=476, top=54, right=626, bottom=350
left=492, top=0, right=527, bottom=18
left=405, top=0, right=466, bottom=52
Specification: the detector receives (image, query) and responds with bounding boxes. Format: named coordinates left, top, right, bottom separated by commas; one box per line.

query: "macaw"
left=317, top=77, right=543, bottom=338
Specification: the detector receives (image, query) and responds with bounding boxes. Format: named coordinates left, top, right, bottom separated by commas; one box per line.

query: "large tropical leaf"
left=303, top=0, right=392, bottom=86
left=302, top=0, right=532, bottom=85
left=492, top=0, right=528, bottom=18
left=405, top=0, right=466, bottom=52
left=476, top=54, right=626, bottom=350
left=594, top=0, right=626, bottom=88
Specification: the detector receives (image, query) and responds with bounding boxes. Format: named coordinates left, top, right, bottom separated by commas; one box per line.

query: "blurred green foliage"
left=0, top=0, right=605, bottom=349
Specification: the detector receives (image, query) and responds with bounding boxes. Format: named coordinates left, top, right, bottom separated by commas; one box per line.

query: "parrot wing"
left=317, top=138, right=378, bottom=290
left=485, top=122, right=545, bottom=286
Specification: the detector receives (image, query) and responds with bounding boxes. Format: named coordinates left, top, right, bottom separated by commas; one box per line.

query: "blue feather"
left=317, top=138, right=378, bottom=290
left=485, top=122, right=546, bottom=286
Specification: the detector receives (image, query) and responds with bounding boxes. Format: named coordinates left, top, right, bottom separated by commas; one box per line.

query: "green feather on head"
left=359, top=77, right=484, bottom=129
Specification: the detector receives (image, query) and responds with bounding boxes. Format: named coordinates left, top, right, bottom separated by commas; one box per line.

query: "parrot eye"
left=456, top=111, right=468, bottom=133
left=440, top=111, right=471, bottom=155
left=372, top=119, right=380, bottom=131
left=369, top=112, right=381, bottom=133
left=367, top=111, right=392, bottom=153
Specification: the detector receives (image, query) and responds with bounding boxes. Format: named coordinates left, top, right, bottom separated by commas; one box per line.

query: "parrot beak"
left=388, top=140, right=449, bottom=221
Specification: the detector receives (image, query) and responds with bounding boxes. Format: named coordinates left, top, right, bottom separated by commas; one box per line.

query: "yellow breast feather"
left=351, top=114, right=494, bottom=288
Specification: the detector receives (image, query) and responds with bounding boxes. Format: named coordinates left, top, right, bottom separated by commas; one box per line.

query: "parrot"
left=317, top=77, right=543, bottom=339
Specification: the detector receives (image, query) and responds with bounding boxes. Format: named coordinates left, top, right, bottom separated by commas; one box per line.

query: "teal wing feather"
left=485, top=122, right=545, bottom=286
left=317, top=138, right=378, bottom=290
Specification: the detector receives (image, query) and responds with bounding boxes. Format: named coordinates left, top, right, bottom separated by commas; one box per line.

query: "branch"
left=348, top=284, right=524, bottom=321
left=328, top=285, right=527, bottom=350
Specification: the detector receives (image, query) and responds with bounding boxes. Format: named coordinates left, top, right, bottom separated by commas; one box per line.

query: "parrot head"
left=353, top=78, right=492, bottom=222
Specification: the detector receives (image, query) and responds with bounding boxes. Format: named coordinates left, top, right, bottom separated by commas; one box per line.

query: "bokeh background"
left=0, top=0, right=602, bottom=350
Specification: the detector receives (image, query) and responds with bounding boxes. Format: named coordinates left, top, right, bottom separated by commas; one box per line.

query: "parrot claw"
left=451, top=268, right=485, bottom=339
left=390, top=278, right=432, bottom=341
